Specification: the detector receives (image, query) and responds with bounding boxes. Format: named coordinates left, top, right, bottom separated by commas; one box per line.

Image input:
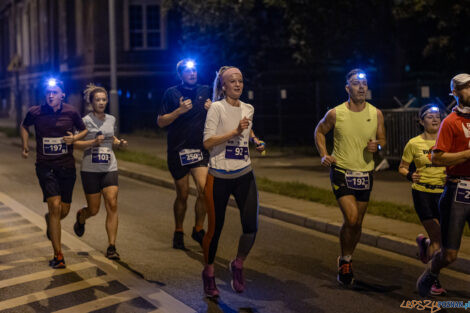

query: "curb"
left=3, top=137, right=470, bottom=274
left=118, top=165, right=470, bottom=275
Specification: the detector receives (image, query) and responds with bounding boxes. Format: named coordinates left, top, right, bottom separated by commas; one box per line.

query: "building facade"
left=0, top=0, right=181, bottom=131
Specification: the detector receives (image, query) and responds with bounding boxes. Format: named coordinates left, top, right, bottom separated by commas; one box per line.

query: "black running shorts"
left=439, top=181, right=470, bottom=250
left=167, top=150, right=209, bottom=181
left=411, top=189, right=441, bottom=222
left=330, top=165, right=374, bottom=202
left=35, top=163, right=76, bottom=203
left=80, top=171, right=119, bottom=194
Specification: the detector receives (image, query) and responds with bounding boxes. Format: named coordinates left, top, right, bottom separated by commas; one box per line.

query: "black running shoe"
left=106, top=245, right=120, bottom=260
left=49, top=253, right=66, bottom=269
left=44, top=213, right=51, bottom=241
left=73, top=208, right=85, bottom=237
left=191, top=227, right=205, bottom=246
left=337, top=257, right=354, bottom=286
left=173, top=231, right=186, bottom=250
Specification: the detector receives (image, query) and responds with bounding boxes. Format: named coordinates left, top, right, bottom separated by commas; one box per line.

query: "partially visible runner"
left=417, top=73, right=470, bottom=297
left=73, top=84, right=128, bottom=260
left=314, top=69, right=386, bottom=286
left=157, top=59, right=212, bottom=250
left=20, top=78, right=88, bottom=268
left=399, top=104, right=447, bottom=296
left=201, top=66, right=265, bottom=297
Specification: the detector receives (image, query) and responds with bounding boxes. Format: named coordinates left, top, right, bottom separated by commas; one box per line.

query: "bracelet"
left=406, top=171, right=413, bottom=182
left=250, top=137, right=257, bottom=143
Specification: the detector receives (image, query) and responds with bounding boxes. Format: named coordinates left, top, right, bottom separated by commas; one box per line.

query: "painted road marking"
left=0, top=192, right=196, bottom=313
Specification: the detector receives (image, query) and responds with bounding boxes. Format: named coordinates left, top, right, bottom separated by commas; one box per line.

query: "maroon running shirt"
left=22, top=103, right=86, bottom=168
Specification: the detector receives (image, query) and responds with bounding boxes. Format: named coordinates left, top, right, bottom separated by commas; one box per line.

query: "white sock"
left=341, top=255, right=352, bottom=262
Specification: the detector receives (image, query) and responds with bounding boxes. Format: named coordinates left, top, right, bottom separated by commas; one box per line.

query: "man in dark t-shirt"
left=21, top=79, right=87, bottom=268
left=157, top=59, right=211, bottom=249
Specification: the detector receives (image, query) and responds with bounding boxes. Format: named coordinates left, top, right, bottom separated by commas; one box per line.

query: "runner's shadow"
left=205, top=297, right=260, bottom=313
left=351, top=279, right=401, bottom=293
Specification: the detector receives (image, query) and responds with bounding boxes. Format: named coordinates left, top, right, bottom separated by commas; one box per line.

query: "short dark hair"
left=346, top=68, right=365, bottom=83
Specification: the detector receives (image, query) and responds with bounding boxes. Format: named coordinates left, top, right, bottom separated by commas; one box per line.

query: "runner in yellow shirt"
left=399, top=104, right=446, bottom=295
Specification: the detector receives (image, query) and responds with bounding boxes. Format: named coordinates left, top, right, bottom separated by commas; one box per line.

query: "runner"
left=72, top=84, right=128, bottom=260
left=314, top=69, right=386, bottom=286
left=201, top=66, right=265, bottom=297
left=399, top=104, right=446, bottom=295
left=157, top=59, right=212, bottom=250
left=20, top=78, right=88, bottom=268
left=417, top=73, right=470, bottom=297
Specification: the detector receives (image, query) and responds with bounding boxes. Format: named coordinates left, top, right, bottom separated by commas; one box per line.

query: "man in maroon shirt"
left=21, top=79, right=87, bottom=268
left=417, top=73, right=470, bottom=296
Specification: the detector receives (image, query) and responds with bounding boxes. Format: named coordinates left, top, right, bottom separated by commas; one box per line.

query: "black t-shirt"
left=159, top=84, right=211, bottom=153
left=22, top=103, right=86, bottom=168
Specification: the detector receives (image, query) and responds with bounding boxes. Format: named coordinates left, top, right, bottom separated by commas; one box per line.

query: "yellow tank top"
left=401, top=135, right=446, bottom=193
left=332, top=102, right=377, bottom=171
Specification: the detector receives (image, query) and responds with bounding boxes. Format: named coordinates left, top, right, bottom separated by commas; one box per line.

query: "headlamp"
left=185, top=60, right=195, bottom=70
left=357, top=73, right=366, bottom=79
left=47, top=78, right=57, bottom=87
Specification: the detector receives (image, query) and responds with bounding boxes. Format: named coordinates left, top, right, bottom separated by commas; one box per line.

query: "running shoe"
left=416, top=269, right=437, bottom=297
left=49, top=252, right=66, bottom=269
left=416, top=234, right=430, bottom=264
left=191, top=227, right=205, bottom=246
left=173, top=231, right=186, bottom=250
left=229, top=260, right=245, bottom=293
left=106, top=244, right=121, bottom=260
left=337, top=257, right=354, bottom=286
left=202, top=268, right=219, bottom=298
left=73, top=208, right=86, bottom=237
left=44, top=213, right=51, bottom=241
left=431, top=278, right=447, bottom=296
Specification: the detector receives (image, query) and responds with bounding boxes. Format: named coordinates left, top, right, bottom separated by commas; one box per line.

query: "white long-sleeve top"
left=203, top=99, right=254, bottom=173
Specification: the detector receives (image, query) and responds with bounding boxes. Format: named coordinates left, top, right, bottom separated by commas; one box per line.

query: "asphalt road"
left=0, top=141, right=469, bottom=313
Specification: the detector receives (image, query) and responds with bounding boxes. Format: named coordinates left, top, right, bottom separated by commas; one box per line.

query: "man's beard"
left=459, top=95, right=470, bottom=107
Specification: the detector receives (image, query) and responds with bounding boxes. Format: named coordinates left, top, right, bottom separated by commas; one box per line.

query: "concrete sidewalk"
left=0, top=124, right=469, bottom=274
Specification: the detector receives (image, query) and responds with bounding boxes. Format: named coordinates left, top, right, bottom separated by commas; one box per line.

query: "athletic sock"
left=175, top=228, right=184, bottom=233
left=341, top=255, right=352, bottom=262
left=194, top=225, right=203, bottom=232
left=204, top=264, right=214, bottom=276
left=233, top=257, right=244, bottom=268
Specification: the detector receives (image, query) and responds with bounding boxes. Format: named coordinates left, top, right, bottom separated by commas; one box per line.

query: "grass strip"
left=0, top=126, right=18, bottom=138
left=115, top=149, right=168, bottom=171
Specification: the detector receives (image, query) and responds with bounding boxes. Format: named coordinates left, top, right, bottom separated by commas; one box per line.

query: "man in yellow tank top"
left=314, top=69, right=386, bottom=286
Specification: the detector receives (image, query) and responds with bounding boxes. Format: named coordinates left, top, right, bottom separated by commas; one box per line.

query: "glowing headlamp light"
left=47, top=78, right=57, bottom=87
left=185, top=60, right=195, bottom=70
left=357, top=73, right=366, bottom=79
left=421, top=106, right=440, bottom=118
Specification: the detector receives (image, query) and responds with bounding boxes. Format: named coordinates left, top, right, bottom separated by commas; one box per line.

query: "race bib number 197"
left=345, top=171, right=370, bottom=190
left=43, top=137, right=67, bottom=155
left=455, top=180, right=470, bottom=204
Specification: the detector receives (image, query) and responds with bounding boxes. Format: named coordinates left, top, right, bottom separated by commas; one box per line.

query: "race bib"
left=225, top=146, right=249, bottom=160
left=455, top=180, right=470, bottom=204
left=43, top=137, right=67, bottom=155
left=179, top=149, right=203, bottom=166
left=345, top=171, right=370, bottom=190
left=91, top=147, right=111, bottom=164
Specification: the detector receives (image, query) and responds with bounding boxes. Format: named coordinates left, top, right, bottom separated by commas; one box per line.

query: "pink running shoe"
left=431, top=279, right=447, bottom=296
left=202, top=269, right=219, bottom=298
left=229, top=260, right=245, bottom=293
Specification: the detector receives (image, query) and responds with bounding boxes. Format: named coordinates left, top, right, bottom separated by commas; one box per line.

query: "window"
left=127, top=1, right=164, bottom=50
